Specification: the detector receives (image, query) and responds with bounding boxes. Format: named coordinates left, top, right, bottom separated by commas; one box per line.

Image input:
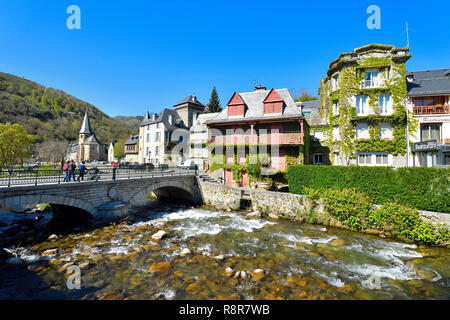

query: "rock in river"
left=151, top=230, right=167, bottom=241
left=42, top=249, right=58, bottom=256
left=330, top=239, right=345, bottom=246
left=225, top=267, right=234, bottom=277
left=252, top=269, right=265, bottom=282
left=246, top=211, right=261, bottom=219
left=268, top=213, right=279, bottom=220
left=149, top=262, right=172, bottom=276
left=180, top=248, right=191, bottom=256
left=416, top=268, right=437, bottom=281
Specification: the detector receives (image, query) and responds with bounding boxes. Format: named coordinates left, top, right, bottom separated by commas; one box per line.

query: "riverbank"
left=1, top=202, right=449, bottom=300
left=197, top=179, right=450, bottom=248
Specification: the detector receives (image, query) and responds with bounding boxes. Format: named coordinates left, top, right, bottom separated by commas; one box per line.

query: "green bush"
left=288, top=165, right=450, bottom=213
left=303, top=187, right=450, bottom=246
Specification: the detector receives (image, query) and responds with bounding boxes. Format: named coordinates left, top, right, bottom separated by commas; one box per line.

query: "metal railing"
left=0, top=165, right=197, bottom=188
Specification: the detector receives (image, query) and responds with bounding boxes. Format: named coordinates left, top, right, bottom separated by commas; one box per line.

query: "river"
left=0, top=203, right=449, bottom=300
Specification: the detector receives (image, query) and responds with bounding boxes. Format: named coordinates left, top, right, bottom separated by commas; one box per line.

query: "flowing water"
left=0, top=203, right=449, bottom=300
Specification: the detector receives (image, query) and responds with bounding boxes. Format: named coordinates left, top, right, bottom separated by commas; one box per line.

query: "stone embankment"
left=197, top=178, right=450, bottom=230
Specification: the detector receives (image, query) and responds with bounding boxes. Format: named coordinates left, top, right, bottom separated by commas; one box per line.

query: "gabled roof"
left=79, top=111, right=93, bottom=134
left=139, top=108, right=187, bottom=131
left=83, top=134, right=102, bottom=145
left=206, top=88, right=303, bottom=124
left=124, top=135, right=139, bottom=145
left=173, top=95, right=205, bottom=108
left=407, top=69, right=450, bottom=96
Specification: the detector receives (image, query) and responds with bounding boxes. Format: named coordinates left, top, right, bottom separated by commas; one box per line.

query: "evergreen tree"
left=206, top=86, right=222, bottom=113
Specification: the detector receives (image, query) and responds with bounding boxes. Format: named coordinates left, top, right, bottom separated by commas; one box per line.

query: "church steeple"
left=79, top=110, right=93, bottom=134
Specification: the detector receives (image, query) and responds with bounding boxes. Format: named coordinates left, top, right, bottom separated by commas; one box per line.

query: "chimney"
left=152, top=113, right=157, bottom=121
left=169, top=114, right=173, bottom=125
left=191, top=96, right=196, bottom=102
left=254, top=85, right=266, bottom=92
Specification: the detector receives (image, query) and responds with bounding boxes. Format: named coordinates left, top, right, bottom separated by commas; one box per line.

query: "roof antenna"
left=402, top=21, right=415, bottom=49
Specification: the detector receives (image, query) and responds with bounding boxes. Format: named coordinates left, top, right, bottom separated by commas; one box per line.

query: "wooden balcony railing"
left=413, top=104, right=449, bottom=115
left=208, top=133, right=303, bottom=145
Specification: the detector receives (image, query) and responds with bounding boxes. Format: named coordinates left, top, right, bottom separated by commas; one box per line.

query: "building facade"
left=66, top=111, right=107, bottom=163
left=206, top=85, right=309, bottom=186
left=123, top=135, right=140, bottom=163
left=137, top=96, right=206, bottom=165
left=318, top=44, right=412, bottom=167
left=406, top=69, right=450, bottom=167
left=190, top=112, right=219, bottom=171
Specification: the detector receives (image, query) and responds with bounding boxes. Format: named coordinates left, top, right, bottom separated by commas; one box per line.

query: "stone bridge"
left=0, top=174, right=200, bottom=221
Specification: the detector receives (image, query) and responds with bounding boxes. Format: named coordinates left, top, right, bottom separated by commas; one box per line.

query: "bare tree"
left=35, top=141, right=68, bottom=164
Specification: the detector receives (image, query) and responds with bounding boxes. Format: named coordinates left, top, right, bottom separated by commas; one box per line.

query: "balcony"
left=413, top=104, right=449, bottom=115
left=208, top=132, right=304, bottom=145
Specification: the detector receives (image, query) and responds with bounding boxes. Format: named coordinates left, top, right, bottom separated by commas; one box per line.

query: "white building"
left=189, top=112, right=219, bottom=171
left=406, top=69, right=450, bottom=167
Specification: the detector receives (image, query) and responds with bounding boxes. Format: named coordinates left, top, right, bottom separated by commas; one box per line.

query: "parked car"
left=177, top=159, right=198, bottom=169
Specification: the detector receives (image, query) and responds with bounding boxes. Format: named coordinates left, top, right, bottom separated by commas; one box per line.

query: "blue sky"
left=1, top=0, right=449, bottom=117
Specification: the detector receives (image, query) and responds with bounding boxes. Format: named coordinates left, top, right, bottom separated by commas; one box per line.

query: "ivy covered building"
left=318, top=43, right=414, bottom=167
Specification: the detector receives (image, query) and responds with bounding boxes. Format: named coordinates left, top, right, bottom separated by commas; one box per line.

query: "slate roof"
left=139, top=108, right=187, bottom=131
left=190, top=113, right=219, bottom=132
left=298, top=100, right=328, bottom=127
left=173, top=95, right=206, bottom=108
left=124, top=135, right=139, bottom=145
left=79, top=111, right=93, bottom=134
left=407, top=69, right=450, bottom=97
left=83, top=134, right=102, bottom=145
left=206, top=88, right=303, bottom=124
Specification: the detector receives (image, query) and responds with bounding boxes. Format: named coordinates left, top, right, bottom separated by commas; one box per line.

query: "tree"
left=0, top=123, right=34, bottom=169
left=292, top=88, right=318, bottom=102
left=114, top=137, right=127, bottom=160
left=35, top=140, right=68, bottom=163
left=206, top=86, right=222, bottom=113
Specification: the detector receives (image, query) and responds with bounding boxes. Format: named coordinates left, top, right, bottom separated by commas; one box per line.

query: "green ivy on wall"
left=318, top=53, right=418, bottom=164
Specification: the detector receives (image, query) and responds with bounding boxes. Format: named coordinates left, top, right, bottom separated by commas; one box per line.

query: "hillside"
left=0, top=72, right=132, bottom=145
left=113, top=115, right=143, bottom=132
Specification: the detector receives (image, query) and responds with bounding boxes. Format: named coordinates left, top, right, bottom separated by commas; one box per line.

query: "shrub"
left=304, top=187, right=450, bottom=246
left=288, top=165, right=450, bottom=213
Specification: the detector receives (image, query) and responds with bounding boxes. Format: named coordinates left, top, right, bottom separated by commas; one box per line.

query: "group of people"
left=63, top=160, right=87, bottom=182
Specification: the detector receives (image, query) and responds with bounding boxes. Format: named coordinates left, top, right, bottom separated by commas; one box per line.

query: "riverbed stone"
left=330, top=239, right=345, bottom=246
left=416, top=268, right=436, bottom=281
left=151, top=230, right=167, bottom=241
left=149, top=262, right=171, bottom=275
left=180, top=248, right=191, bottom=256
left=251, top=269, right=265, bottom=282
left=186, top=282, right=202, bottom=293
left=225, top=267, right=234, bottom=277
left=42, top=249, right=58, bottom=256
left=246, top=211, right=261, bottom=219
left=99, top=292, right=124, bottom=300
left=268, top=213, right=279, bottom=220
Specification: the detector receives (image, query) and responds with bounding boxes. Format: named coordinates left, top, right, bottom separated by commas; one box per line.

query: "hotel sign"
left=420, top=117, right=450, bottom=123
left=411, top=140, right=439, bottom=152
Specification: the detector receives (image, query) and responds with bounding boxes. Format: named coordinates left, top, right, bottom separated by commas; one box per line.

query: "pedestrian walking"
left=77, top=161, right=86, bottom=182
left=63, top=161, right=70, bottom=182
left=70, top=160, right=76, bottom=181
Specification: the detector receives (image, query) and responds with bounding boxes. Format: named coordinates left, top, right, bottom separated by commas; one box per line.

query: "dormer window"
left=332, top=74, right=339, bottom=91
left=227, top=92, right=246, bottom=116
left=263, top=89, right=284, bottom=114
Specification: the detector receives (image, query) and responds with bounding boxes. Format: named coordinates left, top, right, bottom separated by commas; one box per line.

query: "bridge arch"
left=129, top=179, right=195, bottom=206
left=1, top=194, right=97, bottom=217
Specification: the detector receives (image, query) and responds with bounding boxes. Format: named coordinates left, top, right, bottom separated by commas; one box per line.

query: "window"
left=356, top=122, right=369, bottom=139
left=146, top=147, right=150, bottom=156
left=314, top=130, right=324, bottom=141
left=376, top=154, right=389, bottom=165
left=146, top=134, right=150, bottom=143
left=332, top=74, right=339, bottom=90
left=188, top=112, right=194, bottom=126
left=313, top=153, right=324, bottom=165
left=364, top=71, right=379, bottom=87
left=156, top=122, right=161, bottom=129
left=333, top=152, right=340, bottom=165
left=356, top=96, right=367, bottom=115
left=358, top=153, right=372, bottom=165
left=380, top=122, right=393, bottom=139
left=155, top=132, right=161, bottom=142
left=332, top=102, right=339, bottom=115
left=155, top=146, right=160, bottom=156
left=379, top=95, right=391, bottom=114
left=421, top=123, right=441, bottom=142
left=332, top=127, right=340, bottom=141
